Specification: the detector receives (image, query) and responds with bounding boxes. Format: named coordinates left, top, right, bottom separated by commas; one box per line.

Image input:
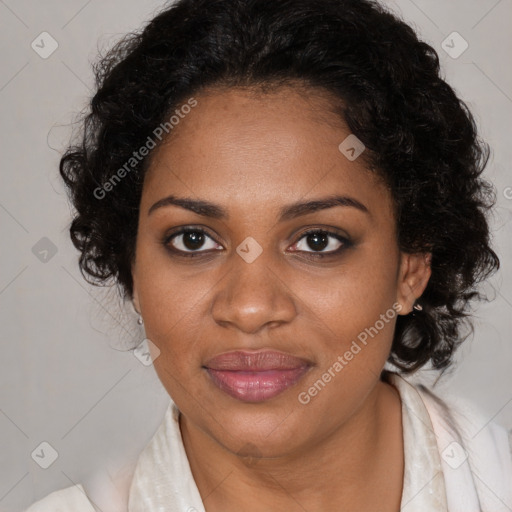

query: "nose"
left=210, top=250, right=297, bottom=335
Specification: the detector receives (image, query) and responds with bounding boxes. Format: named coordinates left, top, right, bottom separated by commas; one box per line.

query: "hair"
left=59, top=0, right=499, bottom=373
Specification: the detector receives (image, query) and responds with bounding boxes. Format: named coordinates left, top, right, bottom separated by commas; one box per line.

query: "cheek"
left=294, top=263, right=400, bottom=416
left=133, top=242, right=217, bottom=370
left=300, top=249, right=399, bottom=339
left=135, top=234, right=207, bottom=320
left=300, top=290, right=397, bottom=384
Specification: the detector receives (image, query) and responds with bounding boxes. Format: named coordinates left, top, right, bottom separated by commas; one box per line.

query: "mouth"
left=203, top=350, right=312, bottom=402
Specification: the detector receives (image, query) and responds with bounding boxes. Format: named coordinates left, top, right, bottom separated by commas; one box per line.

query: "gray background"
left=0, top=0, right=511, bottom=510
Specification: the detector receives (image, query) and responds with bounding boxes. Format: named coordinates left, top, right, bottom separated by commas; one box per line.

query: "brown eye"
left=167, top=229, right=222, bottom=253
left=293, top=230, right=345, bottom=254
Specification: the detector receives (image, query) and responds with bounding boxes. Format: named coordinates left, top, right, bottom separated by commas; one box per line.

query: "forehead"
left=141, top=85, right=392, bottom=217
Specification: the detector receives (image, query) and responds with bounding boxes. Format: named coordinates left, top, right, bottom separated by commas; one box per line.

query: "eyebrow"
left=147, top=194, right=369, bottom=220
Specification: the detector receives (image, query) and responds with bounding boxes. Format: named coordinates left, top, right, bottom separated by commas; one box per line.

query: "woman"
left=25, top=0, right=512, bottom=510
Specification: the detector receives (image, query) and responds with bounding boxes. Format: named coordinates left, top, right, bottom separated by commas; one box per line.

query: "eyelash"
left=162, top=226, right=352, bottom=259
left=162, top=227, right=220, bottom=259
left=292, top=228, right=352, bottom=258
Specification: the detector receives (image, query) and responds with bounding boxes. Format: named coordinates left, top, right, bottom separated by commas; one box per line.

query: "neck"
left=180, top=377, right=403, bottom=512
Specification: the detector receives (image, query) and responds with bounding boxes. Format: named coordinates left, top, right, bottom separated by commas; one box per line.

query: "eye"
left=164, top=227, right=223, bottom=255
left=290, top=229, right=349, bottom=255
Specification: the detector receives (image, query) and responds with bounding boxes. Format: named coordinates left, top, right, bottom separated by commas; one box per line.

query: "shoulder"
left=387, top=371, right=511, bottom=462
left=416, top=380, right=511, bottom=459
left=385, top=371, right=512, bottom=508
left=409, top=376, right=512, bottom=508
left=24, top=484, right=96, bottom=512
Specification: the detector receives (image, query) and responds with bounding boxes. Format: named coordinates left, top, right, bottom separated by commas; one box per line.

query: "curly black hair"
left=60, top=0, right=499, bottom=373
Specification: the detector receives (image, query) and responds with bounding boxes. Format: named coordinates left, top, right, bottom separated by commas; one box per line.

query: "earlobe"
left=396, top=252, right=432, bottom=315
left=132, top=284, right=144, bottom=325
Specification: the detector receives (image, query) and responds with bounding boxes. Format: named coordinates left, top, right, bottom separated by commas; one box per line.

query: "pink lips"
left=204, top=350, right=311, bottom=402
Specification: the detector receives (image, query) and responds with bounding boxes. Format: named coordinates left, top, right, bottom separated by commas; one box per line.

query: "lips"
left=204, top=350, right=312, bottom=402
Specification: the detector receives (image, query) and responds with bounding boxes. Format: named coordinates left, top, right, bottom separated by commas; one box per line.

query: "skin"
left=131, top=84, right=431, bottom=512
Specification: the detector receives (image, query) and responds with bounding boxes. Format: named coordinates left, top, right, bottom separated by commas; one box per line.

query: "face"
left=131, top=84, right=430, bottom=458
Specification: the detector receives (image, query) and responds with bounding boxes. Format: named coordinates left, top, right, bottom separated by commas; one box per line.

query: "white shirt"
left=25, top=372, right=512, bottom=511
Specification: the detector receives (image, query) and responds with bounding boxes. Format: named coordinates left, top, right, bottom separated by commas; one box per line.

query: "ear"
left=396, top=252, right=432, bottom=315
left=131, top=264, right=141, bottom=314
